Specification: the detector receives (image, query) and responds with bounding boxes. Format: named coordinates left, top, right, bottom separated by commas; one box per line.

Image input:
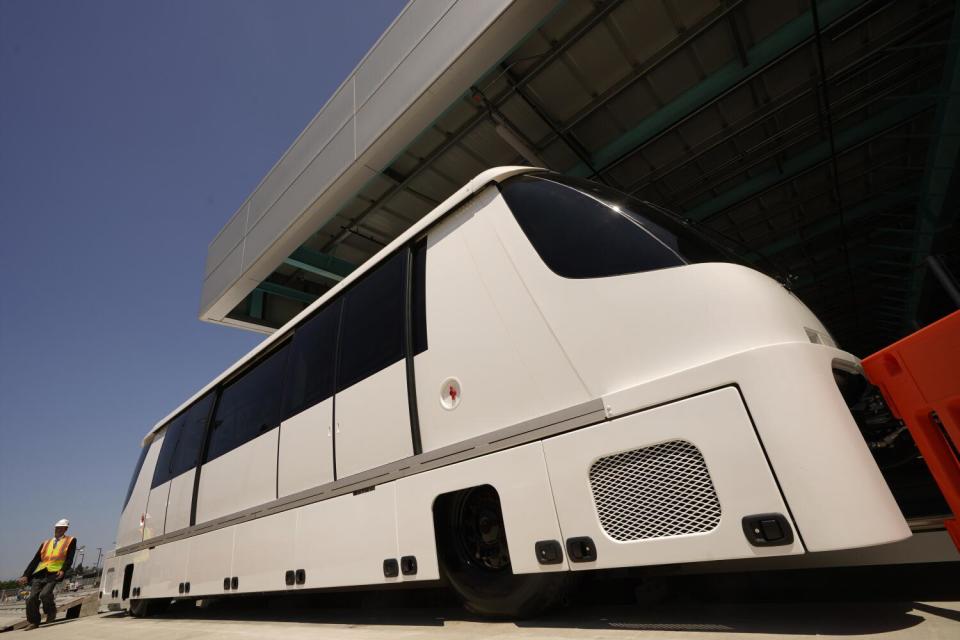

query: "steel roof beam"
left=533, top=0, right=745, bottom=154
left=792, top=252, right=886, bottom=288
left=255, top=282, right=318, bottom=305
left=566, top=0, right=867, bottom=178
left=492, top=66, right=603, bottom=180
left=632, top=54, right=933, bottom=200
left=248, top=289, right=265, bottom=320
left=926, top=254, right=960, bottom=307
left=626, top=8, right=949, bottom=199
left=667, top=79, right=924, bottom=213
left=321, top=105, right=487, bottom=252
left=757, top=189, right=918, bottom=258
left=902, top=5, right=960, bottom=327
left=283, top=247, right=356, bottom=283
left=682, top=97, right=935, bottom=222
left=728, top=152, right=919, bottom=240
left=321, top=0, right=630, bottom=252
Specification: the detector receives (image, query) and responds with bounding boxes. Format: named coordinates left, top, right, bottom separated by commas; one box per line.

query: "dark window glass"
left=170, top=393, right=215, bottom=478
left=151, top=392, right=216, bottom=488
left=152, top=414, right=186, bottom=488
left=337, top=252, right=406, bottom=392
left=412, top=240, right=428, bottom=355
left=499, top=173, right=734, bottom=279
left=205, top=344, right=290, bottom=462
left=122, top=444, right=150, bottom=510
left=282, top=299, right=342, bottom=419
left=544, top=172, right=744, bottom=263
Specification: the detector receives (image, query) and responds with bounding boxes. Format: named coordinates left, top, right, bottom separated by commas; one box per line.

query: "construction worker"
left=16, top=519, right=76, bottom=630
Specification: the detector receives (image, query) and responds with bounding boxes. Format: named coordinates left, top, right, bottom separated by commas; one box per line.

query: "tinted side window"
left=499, top=174, right=689, bottom=278
left=122, top=444, right=151, bottom=510
left=282, top=299, right=342, bottom=419
left=152, top=414, right=186, bottom=488
left=412, top=241, right=428, bottom=355
left=206, top=344, right=290, bottom=462
left=151, top=392, right=216, bottom=487
left=337, top=252, right=406, bottom=392
left=170, top=392, right=215, bottom=478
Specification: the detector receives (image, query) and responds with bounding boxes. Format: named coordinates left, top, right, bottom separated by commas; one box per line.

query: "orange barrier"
left=861, top=310, right=960, bottom=551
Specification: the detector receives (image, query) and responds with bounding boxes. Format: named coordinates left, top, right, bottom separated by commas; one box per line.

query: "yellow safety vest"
left=34, top=536, right=73, bottom=574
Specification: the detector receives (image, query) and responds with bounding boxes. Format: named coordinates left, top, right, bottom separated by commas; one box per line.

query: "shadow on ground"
left=155, top=598, right=931, bottom=635
left=129, top=563, right=959, bottom=635
left=517, top=602, right=926, bottom=635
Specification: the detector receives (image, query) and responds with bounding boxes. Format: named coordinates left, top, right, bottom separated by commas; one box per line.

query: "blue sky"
left=0, top=0, right=405, bottom=579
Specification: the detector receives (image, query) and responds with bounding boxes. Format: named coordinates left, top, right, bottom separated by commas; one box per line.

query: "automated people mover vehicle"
left=99, top=167, right=909, bottom=618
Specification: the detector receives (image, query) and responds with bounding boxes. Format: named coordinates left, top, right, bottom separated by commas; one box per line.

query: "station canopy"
left=200, top=0, right=960, bottom=356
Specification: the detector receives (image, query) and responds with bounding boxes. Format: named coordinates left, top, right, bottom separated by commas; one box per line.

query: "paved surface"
left=7, top=564, right=959, bottom=638
left=0, top=588, right=98, bottom=629
left=12, top=599, right=960, bottom=639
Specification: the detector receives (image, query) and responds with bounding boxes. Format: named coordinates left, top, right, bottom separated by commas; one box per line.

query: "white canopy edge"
left=200, top=0, right=559, bottom=324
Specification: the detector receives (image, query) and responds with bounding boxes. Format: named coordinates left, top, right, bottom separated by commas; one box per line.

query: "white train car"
left=100, top=167, right=909, bottom=618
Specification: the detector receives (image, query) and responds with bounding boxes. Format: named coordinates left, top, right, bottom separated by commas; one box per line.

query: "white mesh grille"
left=589, top=439, right=721, bottom=541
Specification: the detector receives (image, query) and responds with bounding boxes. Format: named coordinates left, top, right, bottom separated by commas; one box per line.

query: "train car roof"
left=143, top=165, right=533, bottom=445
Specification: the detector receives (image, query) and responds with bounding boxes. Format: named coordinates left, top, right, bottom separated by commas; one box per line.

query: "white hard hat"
left=54, top=519, right=69, bottom=528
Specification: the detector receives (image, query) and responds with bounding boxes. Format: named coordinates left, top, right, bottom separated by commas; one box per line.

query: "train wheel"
left=434, top=485, right=573, bottom=619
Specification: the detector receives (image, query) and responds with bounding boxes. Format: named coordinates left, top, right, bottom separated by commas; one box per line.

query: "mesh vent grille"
left=589, top=439, right=721, bottom=542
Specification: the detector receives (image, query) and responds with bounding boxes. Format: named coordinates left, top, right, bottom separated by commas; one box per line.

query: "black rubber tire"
left=128, top=597, right=171, bottom=618
left=434, top=485, right=574, bottom=619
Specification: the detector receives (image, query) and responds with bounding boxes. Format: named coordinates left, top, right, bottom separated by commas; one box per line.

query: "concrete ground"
left=0, top=587, right=98, bottom=629
left=9, top=564, right=960, bottom=638
left=16, top=599, right=960, bottom=639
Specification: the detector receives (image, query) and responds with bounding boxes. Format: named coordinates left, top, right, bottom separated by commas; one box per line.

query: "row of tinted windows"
left=149, top=246, right=427, bottom=489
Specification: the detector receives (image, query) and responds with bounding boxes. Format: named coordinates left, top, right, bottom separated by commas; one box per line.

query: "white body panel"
left=98, top=556, right=118, bottom=611
left=232, top=510, right=296, bottom=593
left=164, top=470, right=196, bottom=533
left=414, top=187, right=589, bottom=452
left=116, top=437, right=162, bottom=547
left=487, top=193, right=828, bottom=398
left=396, top=441, right=569, bottom=581
left=334, top=360, right=412, bottom=478
left=278, top=399, right=334, bottom=498
left=140, top=540, right=188, bottom=599
left=144, top=469, right=195, bottom=539
left=196, top=430, right=278, bottom=523
left=142, top=483, right=169, bottom=541
left=121, top=549, right=150, bottom=601
left=483, top=188, right=907, bottom=552
left=294, top=483, right=399, bottom=588
left=545, top=387, right=802, bottom=570
left=187, top=526, right=235, bottom=596
left=602, top=342, right=911, bottom=552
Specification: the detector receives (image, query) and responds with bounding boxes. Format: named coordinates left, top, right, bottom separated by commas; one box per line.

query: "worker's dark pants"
left=25, top=575, right=57, bottom=625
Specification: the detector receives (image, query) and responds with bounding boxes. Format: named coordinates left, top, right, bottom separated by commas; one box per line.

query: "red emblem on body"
left=449, top=385, right=458, bottom=401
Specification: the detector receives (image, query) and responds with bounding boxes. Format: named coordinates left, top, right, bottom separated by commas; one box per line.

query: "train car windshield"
left=499, top=171, right=743, bottom=279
